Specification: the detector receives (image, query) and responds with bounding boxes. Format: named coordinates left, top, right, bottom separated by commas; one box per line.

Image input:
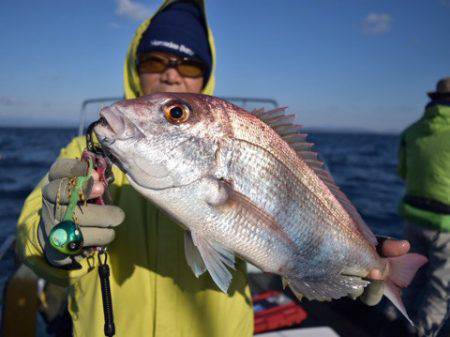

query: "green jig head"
left=49, top=220, right=84, bottom=255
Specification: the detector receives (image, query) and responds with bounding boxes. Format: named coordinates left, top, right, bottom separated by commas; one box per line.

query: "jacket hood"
left=123, top=0, right=216, bottom=99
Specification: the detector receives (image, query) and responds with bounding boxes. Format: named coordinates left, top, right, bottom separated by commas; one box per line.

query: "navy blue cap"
left=137, top=2, right=212, bottom=81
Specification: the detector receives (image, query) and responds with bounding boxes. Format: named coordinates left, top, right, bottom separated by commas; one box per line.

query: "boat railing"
left=0, top=235, right=15, bottom=262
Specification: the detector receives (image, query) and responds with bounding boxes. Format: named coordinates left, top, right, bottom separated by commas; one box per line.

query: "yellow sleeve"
left=397, top=135, right=407, bottom=180
left=16, top=136, right=97, bottom=287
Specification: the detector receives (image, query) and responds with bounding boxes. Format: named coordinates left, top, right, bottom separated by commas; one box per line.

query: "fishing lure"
left=48, top=159, right=92, bottom=255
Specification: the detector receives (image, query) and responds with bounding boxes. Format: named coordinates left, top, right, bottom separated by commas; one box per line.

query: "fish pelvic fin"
left=190, top=231, right=235, bottom=293
left=383, top=253, right=428, bottom=326
left=184, top=231, right=206, bottom=277
left=287, top=274, right=369, bottom=302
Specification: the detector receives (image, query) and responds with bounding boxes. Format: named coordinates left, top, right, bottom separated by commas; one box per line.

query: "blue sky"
left=0, top=0, right=449, bottom=132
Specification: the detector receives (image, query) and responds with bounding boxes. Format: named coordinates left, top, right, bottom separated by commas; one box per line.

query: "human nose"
left=160, top=67, right=182, bottom=84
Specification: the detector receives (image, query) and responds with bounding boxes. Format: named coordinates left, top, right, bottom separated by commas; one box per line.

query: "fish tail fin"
left=384, top=280, right=414, bottom=326
left=387, top=253, right=428, bottom=288
left=384, top=253, right=428, bottom=326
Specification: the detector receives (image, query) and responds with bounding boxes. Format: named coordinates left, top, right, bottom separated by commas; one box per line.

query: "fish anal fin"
left=287, top=274, right=369, bottom=302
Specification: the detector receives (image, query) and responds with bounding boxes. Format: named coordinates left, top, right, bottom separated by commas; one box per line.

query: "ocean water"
left=0, top=127, right=405, bottom=294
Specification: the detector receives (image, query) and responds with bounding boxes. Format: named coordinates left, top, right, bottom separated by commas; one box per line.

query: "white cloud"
left=115, top=0, right=153, bottom=21
left=362, top=13, right=393, bottom=36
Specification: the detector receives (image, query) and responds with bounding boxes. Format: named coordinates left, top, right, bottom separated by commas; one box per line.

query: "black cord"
left=98, top=251, right=115, bottom=337
left=86, top=121, right=104, bottom=155
left=84, top=124, right=116, bottom=336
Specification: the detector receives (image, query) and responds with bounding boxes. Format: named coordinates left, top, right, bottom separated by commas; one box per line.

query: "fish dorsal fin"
left=251, top=107, right=286, bottom=120
left=250, top=107, right=377, bottom=246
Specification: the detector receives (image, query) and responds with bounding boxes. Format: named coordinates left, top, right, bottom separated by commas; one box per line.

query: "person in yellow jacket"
left=17, top=1, right=253, bottom=336
left=16, top=1, right=413, bottom=336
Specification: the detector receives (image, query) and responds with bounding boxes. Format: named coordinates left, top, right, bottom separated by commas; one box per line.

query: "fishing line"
left=86, top=120, right=116, bottom=337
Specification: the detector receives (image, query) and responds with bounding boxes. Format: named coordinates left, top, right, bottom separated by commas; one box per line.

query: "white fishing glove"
left=38, top=158, right=125, bottom=269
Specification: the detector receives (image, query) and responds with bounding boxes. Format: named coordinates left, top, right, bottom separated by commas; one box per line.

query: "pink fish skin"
left=94, top=93, right=427, bottom=324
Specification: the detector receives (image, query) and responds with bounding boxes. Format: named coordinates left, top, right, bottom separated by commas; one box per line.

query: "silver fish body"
left=94, top=93, right=426, bottom=314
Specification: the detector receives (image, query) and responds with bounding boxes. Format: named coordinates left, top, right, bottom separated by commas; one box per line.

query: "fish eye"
left=163, top=102, right=191, bottom=124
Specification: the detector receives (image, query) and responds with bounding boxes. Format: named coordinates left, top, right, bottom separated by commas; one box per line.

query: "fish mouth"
left=96, top=106, right=125, bottom=139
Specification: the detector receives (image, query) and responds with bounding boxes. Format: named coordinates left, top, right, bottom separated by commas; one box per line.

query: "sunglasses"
left=138, top=54, right=206, bottom=78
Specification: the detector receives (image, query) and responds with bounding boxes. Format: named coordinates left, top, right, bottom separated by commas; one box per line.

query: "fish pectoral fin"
left=199, top=177, right=229, bottom=206
left=287, top=274, right=369, bottom=302
left=215, top=183, right=283, bottom=234
left=191, top=232, right=235, bottom=293
left=184, top=231, right=206, bottom=277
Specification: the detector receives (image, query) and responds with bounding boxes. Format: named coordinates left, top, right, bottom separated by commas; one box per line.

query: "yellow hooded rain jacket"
left=16, top=1, right=253, bottom=336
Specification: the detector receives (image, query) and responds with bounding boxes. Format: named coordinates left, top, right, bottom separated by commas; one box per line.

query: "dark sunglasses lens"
left=178, top=61, right=205, bottom=78
left=139, top=57, right=167, bottom=73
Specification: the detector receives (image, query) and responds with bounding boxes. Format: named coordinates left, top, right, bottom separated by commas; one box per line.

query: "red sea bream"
left=94, top=93, right=427, bottom=323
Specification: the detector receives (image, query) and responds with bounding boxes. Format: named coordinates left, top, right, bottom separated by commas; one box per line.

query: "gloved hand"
left=350, top=238, right=411, bottom=305
left=38, top=158, right=125, bottom=268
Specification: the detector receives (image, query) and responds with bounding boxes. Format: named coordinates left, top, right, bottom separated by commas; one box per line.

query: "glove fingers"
left=359, top=280, right=384, bottom=306
left=80, top=227, right=116, bottom=247
left=41, top=198, right=61, bottom=229
left=42, top=199, right=124, bottom=228
left=44, top=242, right=82, bottom=268
left=49, top=159, right=88, bottom=181
left=74, top=204, right=125, bottom=228
left=348, top=287, right=364, bottom=300
left=43, top=177, right=93, bottom=205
